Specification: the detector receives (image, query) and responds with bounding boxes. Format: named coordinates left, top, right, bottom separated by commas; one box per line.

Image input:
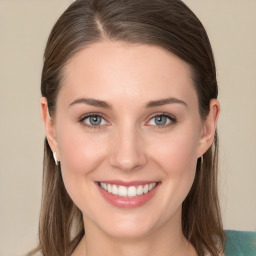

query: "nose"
left=109, top=125, right=148, bottom=172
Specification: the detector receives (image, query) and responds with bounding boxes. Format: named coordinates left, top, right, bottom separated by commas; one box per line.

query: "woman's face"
left=43, top=41, right=216, bottom=239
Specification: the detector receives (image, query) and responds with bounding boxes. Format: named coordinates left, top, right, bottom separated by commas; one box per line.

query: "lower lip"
left=97, top=183, right=160, bottom=208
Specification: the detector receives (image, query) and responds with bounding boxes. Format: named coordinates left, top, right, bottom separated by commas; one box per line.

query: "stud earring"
left=53, top=152, right=58, bottom=166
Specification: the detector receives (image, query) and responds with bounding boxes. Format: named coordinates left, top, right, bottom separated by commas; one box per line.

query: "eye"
left=148, top=113, right=176, bottom=128
left=79, top=113, right=108, bottom=129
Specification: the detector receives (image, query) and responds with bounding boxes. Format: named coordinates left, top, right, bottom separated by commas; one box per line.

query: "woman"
left=28, top=0, right=256, bottom=256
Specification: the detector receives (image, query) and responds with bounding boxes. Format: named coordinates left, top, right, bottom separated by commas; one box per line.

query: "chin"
left=100, top=219, right=156, bottom=240
left=85, top=203, right=181, bottom=241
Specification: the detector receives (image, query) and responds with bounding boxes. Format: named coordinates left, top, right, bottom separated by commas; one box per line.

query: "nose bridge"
left=109, top=121, right=147, bottom=171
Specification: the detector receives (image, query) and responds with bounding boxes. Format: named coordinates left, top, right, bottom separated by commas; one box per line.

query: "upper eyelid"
left=147, top=112, right=176, bottom=120
left=79, top=112, right=105, bottom=120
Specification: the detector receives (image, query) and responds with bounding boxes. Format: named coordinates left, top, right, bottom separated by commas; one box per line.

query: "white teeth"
left=137, top=185, right=144, bottom=196
left=107, top=184, right=112, bottom=193
left=127, top=186, right=137, bottom=197
left=143, top=184, right=149, bottom=194
left=100, top=182, right=157, bottom=198
left=112, top=185, right=118, bottom=195
left=118, top=186, right=127, bottom=197
left=102, top=183, right=107, bottom=190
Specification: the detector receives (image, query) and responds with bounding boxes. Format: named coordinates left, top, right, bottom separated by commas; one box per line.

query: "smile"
left=97, top=181, right=160, bottom=208
left=99, top=182, right=157, bottom=198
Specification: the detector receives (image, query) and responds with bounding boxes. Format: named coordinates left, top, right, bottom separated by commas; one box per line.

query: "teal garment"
left=224, top=230, right=256, bottom=256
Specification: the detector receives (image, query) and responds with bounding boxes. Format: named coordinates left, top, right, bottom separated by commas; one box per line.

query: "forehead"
left=59, top=41, right=197, bottom=108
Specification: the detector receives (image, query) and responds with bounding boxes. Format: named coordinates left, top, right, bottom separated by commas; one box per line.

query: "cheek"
left=55, top=124, right=110, bottom=211
left=150, top=128, right=200, bottom=173
left=57, top=125, right=108, bottom=175
left=148, top=124, right=201, bottom=203
left=145, top=127, right=200, bottom=219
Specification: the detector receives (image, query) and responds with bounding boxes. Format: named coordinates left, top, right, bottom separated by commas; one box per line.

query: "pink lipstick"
left=96, top=180, right=160, bottom=208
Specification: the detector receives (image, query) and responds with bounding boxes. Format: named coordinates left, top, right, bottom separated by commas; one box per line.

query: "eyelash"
left=79, top=112, right=177, bottom=130
left=79, top=113, right=107, bottom=130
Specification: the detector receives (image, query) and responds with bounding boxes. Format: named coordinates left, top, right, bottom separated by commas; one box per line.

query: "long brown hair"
left=28, top=0, right=225, bottom=255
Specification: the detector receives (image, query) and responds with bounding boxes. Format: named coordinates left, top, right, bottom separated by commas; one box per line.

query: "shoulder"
left=224, top=230, right=256, bottom=256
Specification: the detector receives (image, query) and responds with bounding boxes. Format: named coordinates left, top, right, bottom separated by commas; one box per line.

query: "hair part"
left=29, top=0, right=225, bottom=255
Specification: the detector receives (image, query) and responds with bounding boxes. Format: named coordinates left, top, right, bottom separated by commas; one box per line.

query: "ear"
left=197, top=99, right=220, bottom=158
left=40, top=97, right=59, bottom=161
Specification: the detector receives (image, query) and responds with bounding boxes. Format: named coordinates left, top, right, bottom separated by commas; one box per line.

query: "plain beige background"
left=0, top=1, right=255, bottom=255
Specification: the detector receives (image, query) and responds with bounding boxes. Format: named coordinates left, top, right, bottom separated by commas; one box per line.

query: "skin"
left=41, top=41, right=220, bottom=256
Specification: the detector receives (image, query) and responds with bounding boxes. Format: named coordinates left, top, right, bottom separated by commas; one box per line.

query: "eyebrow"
left=69, top=97, right=188, bottom=109
left=69, top=98, right=112, bottom=109
left=145, top=97, right=188, bottom=108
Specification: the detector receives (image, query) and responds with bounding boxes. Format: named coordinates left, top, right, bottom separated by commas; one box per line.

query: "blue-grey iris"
left=89, top=116, right=102, bottom=126
left=155, top=116, right=167, bottom=126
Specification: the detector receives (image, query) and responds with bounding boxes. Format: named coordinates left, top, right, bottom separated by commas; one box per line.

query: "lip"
left=96, top=180, right=161, bottom=208
left=98, top=180, right=158, bottom=187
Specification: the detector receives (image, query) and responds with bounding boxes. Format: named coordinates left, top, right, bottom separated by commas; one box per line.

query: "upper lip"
left=96, top=180, right=160, bottom=186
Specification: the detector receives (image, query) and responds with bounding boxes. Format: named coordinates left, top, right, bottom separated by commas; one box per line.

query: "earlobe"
left=40, top=97, right=59, bottom=159
left=197, top=99, right=220, bottom=158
